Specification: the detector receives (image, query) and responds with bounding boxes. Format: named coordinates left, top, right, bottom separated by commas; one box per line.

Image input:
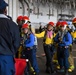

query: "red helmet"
left=22, top=24, right=29, bottom=29
left=22, top=16, right=29, bottom=21
left=61, top=21, right=68, bottom=27
left=72, top=18, right=76, bottom=23
left=48, top=22, right=54, bottom=26
left=56, top=21, right=61, bottom=27
left=16, top=16, right=23, bottom=22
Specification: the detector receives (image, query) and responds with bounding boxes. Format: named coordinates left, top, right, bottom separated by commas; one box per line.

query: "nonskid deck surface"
left=37, top=39, right=76, bottom=75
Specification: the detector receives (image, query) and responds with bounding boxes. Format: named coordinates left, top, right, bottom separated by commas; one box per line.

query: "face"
left=56, top=26, right=60, bottom=31
left=60, top=26, right=65, bottom=31
left=47, top=25, right=53, bottom=31
left=4, top=7, right=7, bottom=15
left=17, top=20, right=23, bottom=25
left=23, top=28, right=29, bottom=34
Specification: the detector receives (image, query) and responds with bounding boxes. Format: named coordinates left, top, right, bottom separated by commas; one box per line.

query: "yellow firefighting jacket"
left=35, top=31, right=56, bottom=44
left=71, top=31, right=76, bottom=39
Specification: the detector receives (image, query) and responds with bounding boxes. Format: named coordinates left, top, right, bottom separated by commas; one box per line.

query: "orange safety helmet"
left=22, top=16, right=30, bottom=24
left=22, top=16, right=29, bottom=21
left=61, top=21, right=68, bottom=27
left=72, top=18, right=76, bottom=23
left=16, top=16, right=23, bottom=22
left=48, top=22, right=54, bottom=26
left=22, top=24, right=29, bottom=29
left=56, top=21, right=61, bottom=27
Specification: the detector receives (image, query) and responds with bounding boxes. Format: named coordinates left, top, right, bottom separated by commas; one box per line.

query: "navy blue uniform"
left=54, top=32, right=72, bottom=70
left=0, top=14, right=20, bottom=75
left=24, top=33, right=39, bottom=74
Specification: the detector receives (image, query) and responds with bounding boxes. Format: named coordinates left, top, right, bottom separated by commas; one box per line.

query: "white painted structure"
left=5, top=0, right=76, bottom=28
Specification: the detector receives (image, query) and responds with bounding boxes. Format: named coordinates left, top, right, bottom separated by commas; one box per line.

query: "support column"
left=8, top=0, right=13, bottom=17
left=12, top=0, right=17, bottom=22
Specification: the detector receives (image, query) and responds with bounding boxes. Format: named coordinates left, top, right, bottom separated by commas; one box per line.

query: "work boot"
left=65, top=70, right=69, bottom=75
left=56, top=65, right=60, bottom=69
left=53, top=60, right=58, bottom=64
left=68, top=65, right=74, bottom=72
left=45, top=67, right=50, bottom=73
left=45, top=69, right=50, bottom=73
left=51, top=71, right=56, bottom=75
left=57, top=68, right=64, bottom=73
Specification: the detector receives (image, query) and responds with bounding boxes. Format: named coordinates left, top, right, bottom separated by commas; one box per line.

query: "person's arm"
left=71, top=31, right=76, bottom=38
left=26, top=34, right=35, bottom=47
left=35, top=31, right=45, bottom=38
left=54, top=34, right=59, bottom=43
left=53, top=33, right=57, bottom=38
left=63, top=33, right=72, bottom=46
left=13, top=23, right=20, bottom=52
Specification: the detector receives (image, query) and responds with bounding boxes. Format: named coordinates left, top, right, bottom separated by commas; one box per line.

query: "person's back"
left=0, top=16, right=20, bottom=55
left=0, top=0, right=20, bottom=75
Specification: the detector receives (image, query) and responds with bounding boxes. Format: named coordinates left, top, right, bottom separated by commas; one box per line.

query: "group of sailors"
left=0, top=0, right=76, bottom=75
left=16, top=15, right=76, bottom=75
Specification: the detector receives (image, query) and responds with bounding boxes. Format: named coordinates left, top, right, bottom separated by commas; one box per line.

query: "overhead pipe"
left=24, top=0, right=30, bottom=17
left=19, top=0, right=25, bottom=16
left=73, top=0, right=76, bottom=9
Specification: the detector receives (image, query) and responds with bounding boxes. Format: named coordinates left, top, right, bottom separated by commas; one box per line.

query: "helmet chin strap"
left=63, top=25, right=67, bottom=30
left=25, top=20, right=28, bottom=23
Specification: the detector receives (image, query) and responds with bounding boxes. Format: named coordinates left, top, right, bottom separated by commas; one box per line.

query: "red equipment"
left=15, top=58, right=27, bottom=75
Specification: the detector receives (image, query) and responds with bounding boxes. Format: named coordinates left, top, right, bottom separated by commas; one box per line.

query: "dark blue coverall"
left=54, top=32, right=72, bottom=70
left=0, top=14, right=20, bottom=75
left=24, top=33, right=39, bottom=74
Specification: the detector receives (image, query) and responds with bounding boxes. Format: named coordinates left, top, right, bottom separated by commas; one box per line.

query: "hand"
left=65, top=46, right=69, bottom=48
left=59, top=38, right=62, bottom=42
left=20, top=41, right=24, bottom=45
left=27, top=48, right=30, bottom=50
